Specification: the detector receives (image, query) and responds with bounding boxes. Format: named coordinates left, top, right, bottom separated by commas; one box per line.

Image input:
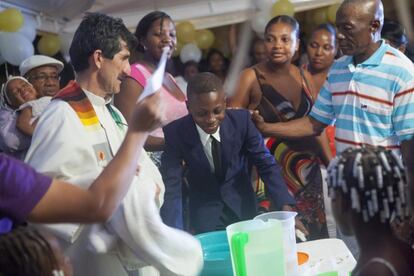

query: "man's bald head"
left=336, top=0, right=384, bottom=63
left=340, top=0, right=384, bottom=33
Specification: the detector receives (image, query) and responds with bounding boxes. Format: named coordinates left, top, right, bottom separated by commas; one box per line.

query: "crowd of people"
left=0, top=0, right=414, bottom=275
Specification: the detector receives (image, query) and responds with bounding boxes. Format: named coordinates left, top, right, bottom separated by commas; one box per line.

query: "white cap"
left=19, top=55, right=64, bottom=77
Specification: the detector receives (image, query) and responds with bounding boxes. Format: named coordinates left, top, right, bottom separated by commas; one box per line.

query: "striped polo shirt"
left=309, top=41, right=414, bottom=154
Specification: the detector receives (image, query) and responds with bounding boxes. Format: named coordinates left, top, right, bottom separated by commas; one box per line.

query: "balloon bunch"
left=252, top=1, right=341, bottom=36
left=175, top=21, right=215, bottom=63
left=37, top=34, right=61, bottom=56
left=252, top=0, right=295, bottom=35
left=0, top=8, right=34, bottom=66
left=0, top=7, right=74, bottom=67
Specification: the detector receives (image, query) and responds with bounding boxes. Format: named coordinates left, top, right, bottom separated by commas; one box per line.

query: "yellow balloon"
left=173, top=41, right=183, bottom=57
left=327, top=4, right=340, bottom=23
left=37, top=35, right=61, bottom=56
left=195, top=29, right=215, bottom=50
left=176, top=21, right=195, bottom=44
left=271, top=0, right=295, bottom=17
left=0, top=8, right=24, bottom=32
left=311, top=8, right=328, bottom=26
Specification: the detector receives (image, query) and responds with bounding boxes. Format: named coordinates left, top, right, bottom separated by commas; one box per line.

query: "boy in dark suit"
left=160, top=72, right=298, bottom=234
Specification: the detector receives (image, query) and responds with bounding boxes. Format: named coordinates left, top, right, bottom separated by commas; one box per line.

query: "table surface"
left=297, top=238, right=357, bottom=276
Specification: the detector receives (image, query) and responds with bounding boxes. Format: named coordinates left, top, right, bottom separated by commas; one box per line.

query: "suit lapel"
left=179, top=113, right=235, bottom=183
left=179, top=115, right=212, bottom=173
left=219, top=112, right=236, bottom=181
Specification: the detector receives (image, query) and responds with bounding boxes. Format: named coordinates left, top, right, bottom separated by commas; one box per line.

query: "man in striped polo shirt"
left=253, top=0, right=414, bottom=211
left=254, top=0, right=414, bottom=254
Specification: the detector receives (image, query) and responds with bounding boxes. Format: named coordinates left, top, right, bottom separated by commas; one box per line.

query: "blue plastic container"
left=196, top=231, right=234, bottom=276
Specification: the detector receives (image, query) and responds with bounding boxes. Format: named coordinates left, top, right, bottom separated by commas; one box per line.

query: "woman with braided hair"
left=0, top=228, right=72, bottom=276
left=328, top=146, right=414, bottom=276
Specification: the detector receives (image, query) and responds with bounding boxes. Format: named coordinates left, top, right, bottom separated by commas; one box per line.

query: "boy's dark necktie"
left=211, top=135, right=223, bottom=180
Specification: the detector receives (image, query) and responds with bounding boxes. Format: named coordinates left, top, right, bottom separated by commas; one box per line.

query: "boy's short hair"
left=187, top=72, right=223, bottom=101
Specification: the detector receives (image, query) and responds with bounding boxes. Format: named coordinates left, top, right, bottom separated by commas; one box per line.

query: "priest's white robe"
left=25, top=90, right=203, bottom=276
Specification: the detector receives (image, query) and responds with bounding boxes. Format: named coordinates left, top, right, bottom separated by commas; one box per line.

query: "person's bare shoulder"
left=289, top=64, right=302, bottom=78
left=120, top=77, right=143, bottom=97
left=240, top=66, right=256, bottom=80
left=240, top=65, right=264, bottom=91
left=356, top=261, right=396, bottom=276
left=114, top=77, right=143, bottom=122
left=229, top=67, right=258, bottom=108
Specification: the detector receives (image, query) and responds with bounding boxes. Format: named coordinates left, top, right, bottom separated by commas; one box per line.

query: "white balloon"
left=255, top=0, right=275, bottom=10
left=59, top=32, right=74, bottom=62
left=251, top=10, right=271, bottom=34
left=17, top=15, right=37, bottom=42
left=0, top=33, right=34, bottom=66
left=180, top=43, right=202, bottom=63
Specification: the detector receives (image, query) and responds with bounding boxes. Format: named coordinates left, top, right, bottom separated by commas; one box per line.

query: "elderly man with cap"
left=19, top=55, right=64, bottom=97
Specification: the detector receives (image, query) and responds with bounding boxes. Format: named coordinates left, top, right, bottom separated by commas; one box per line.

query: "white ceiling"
left=2, top=0, right=342, bottom=33
left=89, top=0, right=219, bottom=14
left=4, top=0, right=95, bottom=21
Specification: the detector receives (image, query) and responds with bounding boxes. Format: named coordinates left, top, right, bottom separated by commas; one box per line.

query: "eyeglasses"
left=28, top=75, right=60, bottom=82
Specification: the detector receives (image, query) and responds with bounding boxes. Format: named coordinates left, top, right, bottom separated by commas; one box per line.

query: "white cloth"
left=196, top=125, right=220, bottom=172
left=0, top=96, right=50, bottom=159
left=25, top=89, right=203, bottom=276
left=0, top=107, right=30, bottom=159
left=18, top=96, right=52, bottom=124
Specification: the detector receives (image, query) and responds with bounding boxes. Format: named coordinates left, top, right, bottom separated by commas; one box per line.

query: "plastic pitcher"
left=254, top=211, right=299, bottom=276
left=226, top=219, right=285, bottom=276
